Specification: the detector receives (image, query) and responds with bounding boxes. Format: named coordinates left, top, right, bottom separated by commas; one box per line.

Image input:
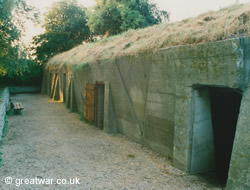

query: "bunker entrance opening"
left=190, top=87, right=242, bottom=185
left=95, top=82, right=105, bottom=129
left=210, top=87, right=242, bottom=183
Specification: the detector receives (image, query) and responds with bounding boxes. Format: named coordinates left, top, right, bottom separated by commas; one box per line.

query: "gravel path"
left=0, top=94, right=222, bottom=190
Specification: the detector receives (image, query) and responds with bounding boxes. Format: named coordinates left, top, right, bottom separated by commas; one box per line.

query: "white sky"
left=152, top=0, right=250, bottom=21
left=23, top=0, right=250, bottom=45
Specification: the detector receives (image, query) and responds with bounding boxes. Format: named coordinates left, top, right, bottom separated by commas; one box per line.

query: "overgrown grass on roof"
left=47, top=4, right=250, bottom=69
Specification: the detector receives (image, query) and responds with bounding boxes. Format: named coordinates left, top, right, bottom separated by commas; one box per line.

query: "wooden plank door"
left=84, top=83, right=96, bottom=123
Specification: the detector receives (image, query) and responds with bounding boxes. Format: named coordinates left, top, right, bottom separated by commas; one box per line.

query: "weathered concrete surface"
left=171, top=38, right=248, bottom=189
left=103, top=82, right=118, bottom=134
left=226, top=87, right=250, bottom=189
left=42, top=37, right=250, bottom=189
left=189, top=88, right=215, bottom=174
left=143, top=51, right=176, bottom=158
left=164, top=39, right=243, bottom=88
left=173, top=86, right=193, bottom=171
left=226, top=36, right=250, bottom=190
left=0, top=88, right=9, bottom=140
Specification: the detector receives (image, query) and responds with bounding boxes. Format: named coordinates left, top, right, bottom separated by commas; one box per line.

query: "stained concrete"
left=189, top=88, right=215, bottom=174
left=226, top=87, right=250, bottom=189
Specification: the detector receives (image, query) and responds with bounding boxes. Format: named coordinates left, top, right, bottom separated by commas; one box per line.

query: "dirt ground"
left=0, top=94, right=223, bottom=190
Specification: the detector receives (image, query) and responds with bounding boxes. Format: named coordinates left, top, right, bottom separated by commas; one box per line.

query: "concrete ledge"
left=0, top=88, right=10, bottom=140
left=9, top=86, right=40, bottom=94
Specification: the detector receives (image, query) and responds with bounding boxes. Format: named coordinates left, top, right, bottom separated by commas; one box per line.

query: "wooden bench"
left=13, top=102, right=23, bottom=110
left=10, top=100, right=24, bottom=114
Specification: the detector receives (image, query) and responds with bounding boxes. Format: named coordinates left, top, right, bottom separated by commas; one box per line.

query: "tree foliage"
left=87, top=0, right=169, bottom=36
left=32, top=0, right=91, bottom=64
left=0, top=0, right=40, bottom=83
left=0, top=0, right=23, bottom=77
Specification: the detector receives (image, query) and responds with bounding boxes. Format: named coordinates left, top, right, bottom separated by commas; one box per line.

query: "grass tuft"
left=127, top=154, right=135, bottom=158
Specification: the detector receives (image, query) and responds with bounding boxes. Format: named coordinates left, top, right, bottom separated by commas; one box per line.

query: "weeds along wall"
left=42, top=36, right=250, bottom=189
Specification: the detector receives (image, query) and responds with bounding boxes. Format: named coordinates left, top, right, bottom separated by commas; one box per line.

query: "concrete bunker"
left=189, top=86, right=242, bottom=185
left=43, top=30, right=250, bottom=189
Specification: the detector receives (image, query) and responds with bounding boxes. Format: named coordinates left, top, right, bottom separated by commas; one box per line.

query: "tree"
left=87, top=0, right=169, bottom=36
left=0, top=0, right=41, bottom=85
left=32, top=0, right=91, bottom=64
left=0, top=0, right=29, bottom=77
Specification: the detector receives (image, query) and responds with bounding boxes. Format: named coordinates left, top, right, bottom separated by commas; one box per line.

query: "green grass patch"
left=7, top=109, right=14, bottom=116
left=72, top=62, right=89, bottom=72
left=7, top=109, right=22, bottom=116
left=78, top=112, right=85, bottom=121
left=80, top=115, right=84, bottom=121
left=127, top=154, right=135, bottom=158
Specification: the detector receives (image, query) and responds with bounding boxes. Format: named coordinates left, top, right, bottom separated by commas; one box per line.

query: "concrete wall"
left=43, top=36, right=250, bottom=189
left=226, top=37, right=250, bottom=190
left=173, top=38, right=244, bottom=171
left=0, top=88, right=9, bottom=140
left=9, top=86, right=40, bottom=94
left=226, top=87, right=250, bottom=190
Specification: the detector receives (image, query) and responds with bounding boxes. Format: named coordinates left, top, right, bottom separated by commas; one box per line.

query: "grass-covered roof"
left=47, top=4, right=250, bottom=69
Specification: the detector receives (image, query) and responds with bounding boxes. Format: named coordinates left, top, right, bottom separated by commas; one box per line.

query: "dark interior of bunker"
left=209, top=87, right=242, bottom=184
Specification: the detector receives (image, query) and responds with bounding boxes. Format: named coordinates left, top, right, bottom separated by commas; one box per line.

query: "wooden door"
left=84, top=83, right=96, bottom=123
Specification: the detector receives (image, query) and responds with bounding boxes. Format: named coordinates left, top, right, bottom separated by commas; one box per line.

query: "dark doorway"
left=190, top=87, right=242, bottom=187
left=95, top=82, right=105, bottom=129
left=209, top=87, right=242, bottom=184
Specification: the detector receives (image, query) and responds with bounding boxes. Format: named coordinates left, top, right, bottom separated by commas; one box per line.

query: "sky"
left=23, top=0, right=250, bottom=45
